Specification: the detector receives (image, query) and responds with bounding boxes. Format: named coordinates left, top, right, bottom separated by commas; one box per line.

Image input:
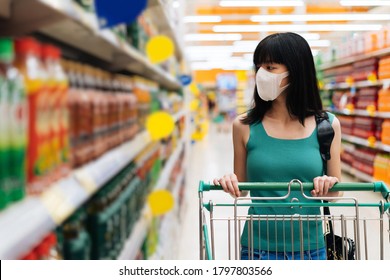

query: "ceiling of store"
left=181, top=0, right=390, bottom=71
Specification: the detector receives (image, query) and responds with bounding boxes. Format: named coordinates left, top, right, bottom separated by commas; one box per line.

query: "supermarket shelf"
left=320, top=47, right=390, bottom=71
left=342, top=134, right=390, bottom=153
left=117, top=139, right=185, bottom=260
left=74, top=131, right=151, bottom=194
left=0, top=0, right=181, bottom=90
left=0, top=131, right=151, bottom=260
left=330, top=108, right=390, bottom=118
left=341, top=162, right=373, bottom=183
left=324, top=80, right=386, bottom=90
left=147, top=0, right=183, bottom=61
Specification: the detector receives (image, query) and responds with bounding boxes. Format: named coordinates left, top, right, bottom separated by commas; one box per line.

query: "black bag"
left=315, top=112, right=356, bottom=260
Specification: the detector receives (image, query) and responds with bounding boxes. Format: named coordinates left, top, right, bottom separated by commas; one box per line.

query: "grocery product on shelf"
left=21, top=232, right=59, bottom=260
left=378, top=88, right=390, bottom=111
left=42, top=45, right=70, bottom=180
left=378, top=55, right=390, bottom=80
left=60, top=208, right=91, bottom=260
left=373, top=153, right=390, bottom=184
left=14, top=37, right=49, bottom=195
left=0, top=38, right=27, bottom=209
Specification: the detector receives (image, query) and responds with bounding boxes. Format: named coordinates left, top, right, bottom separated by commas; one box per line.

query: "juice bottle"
left=2, top=39, right=27, bottom=203
left=15, top=37, right=46, bottom=195
left=0, top=38, right=12, bottom=209
left=42, top=45, right=70, bottom=179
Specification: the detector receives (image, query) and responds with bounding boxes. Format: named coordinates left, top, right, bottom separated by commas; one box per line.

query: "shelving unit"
left=329, top=108, right=390, bottom=118
left=0, top=0, right=190, bottom=261
left=117, top=139, right=185, bottom=260
left=0, top=0, right=181, bottom=90
left=324, top=79, right=389, bottom=91
left=319, top=39, right=390, bottom=186
left=341, top=162, right=373, bottom=183
left=320, top=47, right=390, bottom=71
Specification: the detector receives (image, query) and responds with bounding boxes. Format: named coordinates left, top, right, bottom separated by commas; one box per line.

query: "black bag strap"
left=314, top=112, right=335, bottom=218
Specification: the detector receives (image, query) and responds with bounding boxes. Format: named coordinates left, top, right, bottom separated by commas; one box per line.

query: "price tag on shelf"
left=345, top=103, right=355, bottom=114
left=345, top=76, right=354, bottom=86
left=367, top=136, right=376, bottom=148
left=367, top=72, right=378, bottom=83
left=40, top=185, right=75, bottom=224
left=366, top=105, right=376, bottom=117
left=74, top=169, right=98, bottom=195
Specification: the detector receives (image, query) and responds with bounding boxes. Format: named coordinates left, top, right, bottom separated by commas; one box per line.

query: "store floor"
left=177, top=122, right=389, bottom=260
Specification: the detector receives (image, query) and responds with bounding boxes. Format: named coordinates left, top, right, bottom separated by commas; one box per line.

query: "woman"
left=213, top=33, right=342, bottom=260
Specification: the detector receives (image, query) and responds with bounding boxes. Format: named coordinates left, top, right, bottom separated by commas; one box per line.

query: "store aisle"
left=178, top=123, right=389, bottom=260
left=178, top=124, right=234, bottom=260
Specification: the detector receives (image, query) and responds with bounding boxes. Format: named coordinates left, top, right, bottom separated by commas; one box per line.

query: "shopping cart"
left=199, top=179, right=390, bottom=260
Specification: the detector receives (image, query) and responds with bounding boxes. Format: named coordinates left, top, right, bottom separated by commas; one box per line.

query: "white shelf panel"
left=320, top=48, right=390, bottom=71
left=0, top=131, right=151, bottom=260
left=117, top=139, right=185, bottom=260
left=74, top=131, right=151, bottom=193
left=342, top=135, right=390, bottom=153
left=324, top=80, right=386, bottom=91
left=330, top=108, right=390, bottom=119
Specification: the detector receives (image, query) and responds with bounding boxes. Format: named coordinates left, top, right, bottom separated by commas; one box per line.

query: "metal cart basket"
left=199, top=180, right=390, bottom=260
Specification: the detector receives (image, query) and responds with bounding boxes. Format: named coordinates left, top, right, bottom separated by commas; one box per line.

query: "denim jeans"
left=240, top=247, right=326, bottom=260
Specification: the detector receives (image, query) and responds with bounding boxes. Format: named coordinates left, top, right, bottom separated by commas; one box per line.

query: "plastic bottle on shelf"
left=42, top=45, right=70, bottom=179
left=0, top=38, right=12, bottom=209
left=15, top=38, right=48, bottom=195
left=1, top=39, right=28, bottom=204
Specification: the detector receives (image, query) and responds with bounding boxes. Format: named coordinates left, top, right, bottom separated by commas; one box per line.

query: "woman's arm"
left=213, top=115, right=249, bottom=197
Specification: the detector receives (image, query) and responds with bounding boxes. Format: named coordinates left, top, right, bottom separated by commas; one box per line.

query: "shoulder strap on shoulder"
left=315, top=112, right=335, bottom=175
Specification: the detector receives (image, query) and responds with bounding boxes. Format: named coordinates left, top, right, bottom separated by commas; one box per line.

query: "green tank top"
left=241, top=112, right=335, bottom=252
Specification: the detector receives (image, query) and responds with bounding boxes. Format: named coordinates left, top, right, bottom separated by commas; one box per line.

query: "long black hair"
left=241, top=32, right=323, bottom=126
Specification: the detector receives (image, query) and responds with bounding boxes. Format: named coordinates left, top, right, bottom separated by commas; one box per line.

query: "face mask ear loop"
left=278, top=71, right=289, bottom=89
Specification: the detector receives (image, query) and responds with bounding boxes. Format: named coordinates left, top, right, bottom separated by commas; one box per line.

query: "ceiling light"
left=340, top=0, right=390, bottom=6
left=184, top=33, right=242, bottom=41
left=220, top=0, right=304, bottom=7
left=233, top=40, right=331, bottom=48
left=213, top=24, right=383, bottom=32
left=184, top=16, right=222, bottom=23
left=250, top=14, right=390, bottom=22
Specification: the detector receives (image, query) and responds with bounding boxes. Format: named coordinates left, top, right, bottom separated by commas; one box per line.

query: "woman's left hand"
left=311, top=175, right=339, bottom=197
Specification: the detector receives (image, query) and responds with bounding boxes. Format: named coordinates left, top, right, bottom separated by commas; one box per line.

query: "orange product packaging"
left=378, top=56, right=390, bottom=80
left=378, top=88, right=390, bottom=112
left=42, top=45, right=70, bottom=180
left=373, top=153, right=389, bottom=182
left=15, top=38, right=49, bottom=194
left=381, top=120, right=390, bottom=145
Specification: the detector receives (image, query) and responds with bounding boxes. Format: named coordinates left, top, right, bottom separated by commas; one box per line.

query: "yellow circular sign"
left=148, top=189, right=174, bottom=216
left=146, top=35, right=175, bottom=64
left=146, top=111, right=175, bottom=140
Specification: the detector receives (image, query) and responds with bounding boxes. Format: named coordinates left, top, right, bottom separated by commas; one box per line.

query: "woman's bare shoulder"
left=233, top=113, right=250, bottom=135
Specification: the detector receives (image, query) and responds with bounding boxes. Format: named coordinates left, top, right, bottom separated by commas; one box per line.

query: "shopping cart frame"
left=199, top=180, right=390, bottom=260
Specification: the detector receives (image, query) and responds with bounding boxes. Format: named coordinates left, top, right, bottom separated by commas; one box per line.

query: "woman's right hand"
left=213, top=174, right=241, bottom=197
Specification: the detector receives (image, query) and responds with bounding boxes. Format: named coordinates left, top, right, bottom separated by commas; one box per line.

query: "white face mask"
left=256, top=67, right=289, bottom=101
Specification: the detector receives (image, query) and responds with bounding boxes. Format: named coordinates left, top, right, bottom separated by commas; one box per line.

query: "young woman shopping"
left=213, top=32, right=342, bottom=260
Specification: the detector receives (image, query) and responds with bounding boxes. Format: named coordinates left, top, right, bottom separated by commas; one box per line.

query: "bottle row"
left=322, top=55, right=390, bottom=87
left=321, top=25, right=390, bottom=64
left=0, top=36, right=183, bottom=212
left=19, top=132, right=186, bottom=260
left=337, top=115, right=390, bottom=145
left=341, top=141, right=390, bottom=185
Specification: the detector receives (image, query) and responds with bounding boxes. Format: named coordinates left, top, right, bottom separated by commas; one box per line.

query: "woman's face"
left=258, top=62, right=289, bottom=87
